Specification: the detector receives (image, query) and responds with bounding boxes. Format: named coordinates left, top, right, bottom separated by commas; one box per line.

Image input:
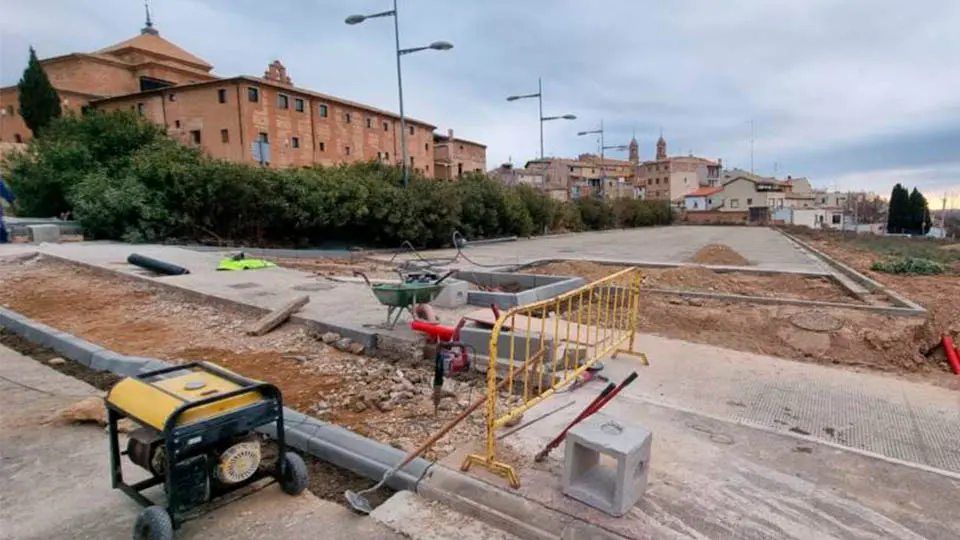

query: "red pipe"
left=944, top=336, right=960, bottom=375
left=409, top=320, right=457, bottom=342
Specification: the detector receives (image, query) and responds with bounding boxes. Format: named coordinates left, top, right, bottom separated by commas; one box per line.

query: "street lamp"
left=506, top=77, right=576, bottom=159
left=577, top=120, right=628, bottom=199
left=346, top=1, right=453, bottom=187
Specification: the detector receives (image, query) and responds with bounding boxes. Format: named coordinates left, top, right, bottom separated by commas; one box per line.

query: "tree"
left=907, top=188, right=930, bottom=235
left=17, top=46, right=62, bottom=137
left=886, top=183, right=909, bottom=233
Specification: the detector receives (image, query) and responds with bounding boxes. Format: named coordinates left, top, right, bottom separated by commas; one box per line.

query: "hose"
left=387, top=231, right=505, bottom=273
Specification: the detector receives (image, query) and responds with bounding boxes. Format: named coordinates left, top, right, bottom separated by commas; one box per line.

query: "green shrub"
left=4, top=111, right=672, bottom=247
left=870, top=257, right=944, bottom=275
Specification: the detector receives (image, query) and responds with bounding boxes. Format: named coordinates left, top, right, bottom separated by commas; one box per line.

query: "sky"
left=2, top=0, right=958, bottom=206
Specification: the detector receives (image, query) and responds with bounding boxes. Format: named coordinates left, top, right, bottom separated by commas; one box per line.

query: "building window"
left=189, top=130, right=201, bottom=145
left=220, top=129, right=229, bottom=143
left=174, top=120, right=181, bottom=128
left=217, top=88, right=227, bottom=103
left=383, top=121, right=389, bottom=131
left=693, top=201, right=699, bottom=209
left=345, top=112, right=351, bottom=123
left=832, top=214, right=842, bottom=224
left=319, top=141, right=325, bottom=152
left=248, top=87, right=259, bottom=102
left=294, top=98, right=304, bottom=112
left=410, top=156, right=415, bottom=168
left=168, top=94, right=176, bottom=102
left=344, top=145, right=351, bottom=155
left=291, top=136, right=300, bottom=148
left=319, top=104, right=328, bottom=117
left=377, top=151, right=382, bottom=160
left=459, top=144, right=464, bottom=151
left=457, top=163, right=463, bottom=177
left=655, top=178, right=660, bottom=184
left=425, top=143, right=429, bottom=151
left=13, top=133, right=22, bottom=143
left=136, top=102, right=145, bottom=116
left=409, top=125, right=414, bottom=135
left=731, top=199, right=740, bottom=208
left=277, top=94, right=289, bottom=110
left=366, top=117, right=372, bottom=128
left=258, top=132, right=269, bottom=143
left=747, top=198, right=753, bottom=205
left=384, top=152, right=389, bottom=161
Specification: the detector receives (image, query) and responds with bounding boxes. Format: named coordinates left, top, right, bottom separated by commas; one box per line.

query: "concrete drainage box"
left=456, top=271, right=585, bottom=309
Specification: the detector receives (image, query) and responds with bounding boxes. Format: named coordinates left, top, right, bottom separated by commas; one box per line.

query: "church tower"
left=628, top=133, right=639, bottom=164
left=655, top=131, right=667, bottom=161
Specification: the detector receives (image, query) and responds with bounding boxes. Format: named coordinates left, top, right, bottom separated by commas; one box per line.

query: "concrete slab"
left=387, top=226, right=835, bottom=274
left=26, top=224, right=61, bottom=244
left=0, top=344, right=405, bottom=540
left=372, top=490, right=521, bottom=540
left=450, top=392, right=960, bottom=540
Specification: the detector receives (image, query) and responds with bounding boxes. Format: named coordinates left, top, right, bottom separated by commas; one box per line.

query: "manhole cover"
left=790, top=311, right=843, bottom=332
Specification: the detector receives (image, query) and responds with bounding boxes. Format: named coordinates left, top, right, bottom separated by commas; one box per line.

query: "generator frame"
left=106, top=362, right=288, bottom=531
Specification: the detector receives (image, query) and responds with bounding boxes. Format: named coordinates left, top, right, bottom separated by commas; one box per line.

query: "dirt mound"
left=689, top=244, right=751, bottom=266
left=646, top=266, right=718, bottom=289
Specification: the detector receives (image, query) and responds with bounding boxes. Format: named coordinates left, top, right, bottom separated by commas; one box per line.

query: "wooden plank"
left=246, top=295, right=310, bottom=336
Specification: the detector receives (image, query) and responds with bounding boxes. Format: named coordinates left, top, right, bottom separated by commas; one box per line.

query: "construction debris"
left=246, top=295, right=310, bottom=336
left=53, top=396, right=137, bottom=432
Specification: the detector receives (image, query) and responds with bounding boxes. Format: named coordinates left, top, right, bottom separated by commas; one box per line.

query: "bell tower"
left=656, top=130, right=667, bottom=160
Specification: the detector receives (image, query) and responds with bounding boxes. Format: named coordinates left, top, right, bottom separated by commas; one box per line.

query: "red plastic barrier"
left=409, top=320, right=457, bottom=342
left=944, top=336, right=960, bottom=375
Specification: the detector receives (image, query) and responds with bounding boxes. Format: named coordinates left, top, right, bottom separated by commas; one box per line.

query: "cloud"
left=1, top=0, right=957, bottom=197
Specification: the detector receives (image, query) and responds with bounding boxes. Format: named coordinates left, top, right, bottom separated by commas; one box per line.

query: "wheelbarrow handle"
left=353, top=271, right=373, bottom=288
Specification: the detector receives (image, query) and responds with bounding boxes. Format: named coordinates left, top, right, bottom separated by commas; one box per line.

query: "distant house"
left=683, top=186, right=723, bottom=211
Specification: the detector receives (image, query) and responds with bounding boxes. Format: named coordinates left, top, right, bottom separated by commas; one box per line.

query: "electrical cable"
left=387, top=231, right=506, bottom=273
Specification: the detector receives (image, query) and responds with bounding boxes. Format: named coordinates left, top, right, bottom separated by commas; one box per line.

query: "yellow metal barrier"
left=460, top=267, right=646, bottom=487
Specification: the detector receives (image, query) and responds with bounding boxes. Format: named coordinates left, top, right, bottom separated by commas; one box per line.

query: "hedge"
left=4, top=111, right=673, bottom=247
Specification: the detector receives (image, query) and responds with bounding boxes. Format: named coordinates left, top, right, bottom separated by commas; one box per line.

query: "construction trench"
left=1, top=232, right=959, bottom=539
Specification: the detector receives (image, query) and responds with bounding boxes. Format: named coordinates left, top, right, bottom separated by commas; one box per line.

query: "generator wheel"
left=133, top=506, right=173, bottom=540
left=280, top=452, right=309, bottom=495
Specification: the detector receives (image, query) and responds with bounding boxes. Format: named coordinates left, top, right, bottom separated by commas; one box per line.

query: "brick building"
left=433, top=129, right=486, bottom=180
left=524, top=136, right=641, bottom=200
left=1, top=19, right=461, bottom=176
left=637, top=135, right=721, bottom=205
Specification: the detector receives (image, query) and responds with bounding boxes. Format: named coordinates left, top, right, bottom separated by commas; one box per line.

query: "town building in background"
left=637, top=134, right=721, bottom=205
left=433, top=129, right=486, bottom=180
left=487, top=163, right=568, bottom=200
left=0, top=18, right=482, bottom=178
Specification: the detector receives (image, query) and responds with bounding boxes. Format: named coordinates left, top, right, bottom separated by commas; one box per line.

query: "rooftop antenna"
left=749, top=119, right=755, bottom=175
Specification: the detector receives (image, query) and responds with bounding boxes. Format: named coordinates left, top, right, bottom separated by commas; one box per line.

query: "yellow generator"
left=106, top=361, right=308, bottom=540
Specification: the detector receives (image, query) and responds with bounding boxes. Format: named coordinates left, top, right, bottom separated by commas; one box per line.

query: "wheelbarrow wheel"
left=133, top=506, right=173, bottom=540
left=280, top=452, right=309, bottom=495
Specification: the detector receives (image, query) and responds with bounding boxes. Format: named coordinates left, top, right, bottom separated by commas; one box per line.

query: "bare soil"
left=524, top=261, right=859, bottom=303
left=0, top=257, right=489, bottom=463
left=688, top=244, right=752, bottom=266
left=521, top=260, right=956, bottom=386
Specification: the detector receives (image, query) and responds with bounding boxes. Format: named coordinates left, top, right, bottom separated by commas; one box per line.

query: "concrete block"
left=90, top=349, right=136, bottom=374
left=562, top=413, right=652, bottom=517
left=27, top=224, right=61, bottom=243
left=46, top=333, right=105, bottom=367
left=432, top=279, right=469, bottom=309
left=136, top=358, right=172, bottom=374
left=18, top=320, right=61, bottom=348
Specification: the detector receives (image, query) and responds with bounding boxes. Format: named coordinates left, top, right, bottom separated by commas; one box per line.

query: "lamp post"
left=346, top=1, right=453, bottom=187
left=506, top=77, right=575, bottom=159
left=577, top=120, right=627, bottom=199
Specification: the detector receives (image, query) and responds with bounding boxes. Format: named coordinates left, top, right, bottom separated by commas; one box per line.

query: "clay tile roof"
left=684, top=186, right=723, bottom=197
left=97, top=33, right=212, bottom=71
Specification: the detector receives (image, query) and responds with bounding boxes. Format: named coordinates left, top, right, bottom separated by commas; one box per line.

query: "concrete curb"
left=37, top=251, right=380, bottom=351
left=0, top=306, right=430, bottom=493
left=779, top=231, right=929, bottom=314
left=505, top=257, right=834, bottom=277
left=417, top=465, right=628, bottom=540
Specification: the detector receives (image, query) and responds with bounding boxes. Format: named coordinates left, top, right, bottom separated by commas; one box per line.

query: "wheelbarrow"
left=355, top=270, right=456, bottom=329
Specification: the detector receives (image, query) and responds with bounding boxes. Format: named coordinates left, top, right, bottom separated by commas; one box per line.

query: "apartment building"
left=525, top=139, right=640, bottom=201
left=637, top=135, right=720, bottom=204
left=433, top=129, right=486, bottom=180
